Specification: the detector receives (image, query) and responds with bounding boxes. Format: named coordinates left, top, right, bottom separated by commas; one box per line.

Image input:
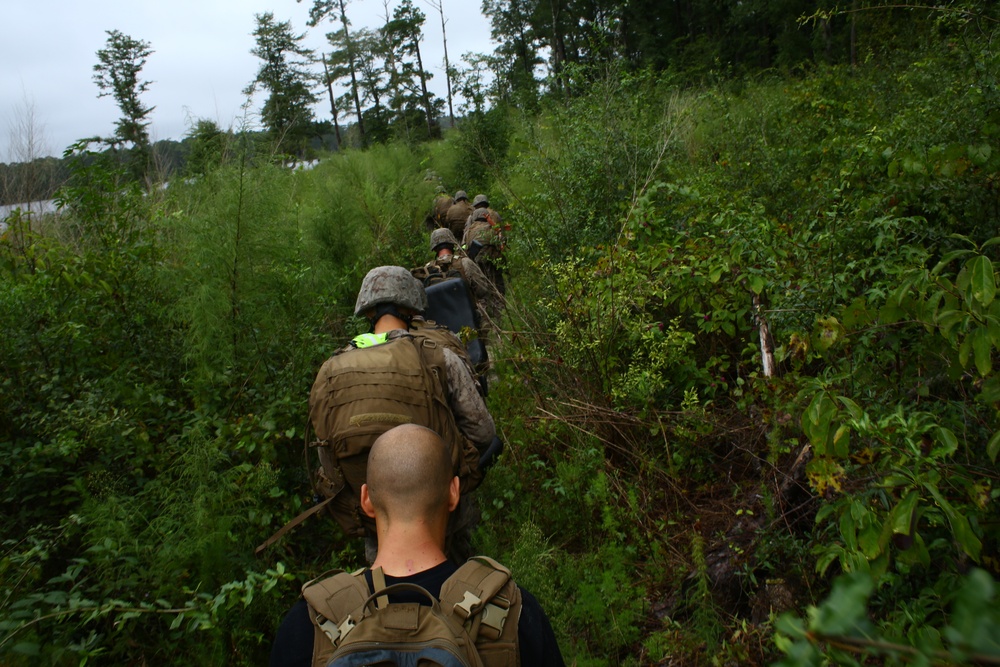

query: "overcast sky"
left=2, top=0, right=494, bottom=161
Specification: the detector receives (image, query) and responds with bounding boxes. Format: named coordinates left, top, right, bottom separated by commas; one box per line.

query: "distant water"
left=0, top=199, right=59, bottom=233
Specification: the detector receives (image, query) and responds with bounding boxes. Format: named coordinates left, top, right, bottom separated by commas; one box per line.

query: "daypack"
left=302, top=557, right=522, bottom=667
left=420, top=279, right=488, bottom=394
left=307, top=331, right=482, bottom=537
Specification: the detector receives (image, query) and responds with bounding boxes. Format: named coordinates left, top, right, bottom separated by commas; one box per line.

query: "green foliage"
left=775, top=569, right=1000, bottom=665
left=6, top=15, right=1000, bottom=666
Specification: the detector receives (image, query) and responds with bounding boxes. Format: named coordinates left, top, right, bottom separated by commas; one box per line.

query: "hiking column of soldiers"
left=265, top=179, right=566, bottom=665
left=424, top=188, right=507, bottom=331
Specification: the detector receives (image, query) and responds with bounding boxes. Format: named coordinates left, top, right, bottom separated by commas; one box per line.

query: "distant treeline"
left=0, top=130, right=342, bottom=207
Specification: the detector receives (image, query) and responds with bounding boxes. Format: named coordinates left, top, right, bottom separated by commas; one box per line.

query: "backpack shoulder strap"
left=302, top=569, right=370, bottom=667
left=440, top=557, right=522, bottom=666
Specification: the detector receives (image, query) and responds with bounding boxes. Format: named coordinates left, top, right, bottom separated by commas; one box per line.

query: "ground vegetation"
left=2, top=3, right=1000, bottom=665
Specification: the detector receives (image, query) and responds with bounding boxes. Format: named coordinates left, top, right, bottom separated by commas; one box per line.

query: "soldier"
left=444, top=190, right=472, bottom=239
left=416, top=228, right=495, bottom=334
left=463, top=206, right=507, bottom=323
left=465, top=193, right=502, bottom=239
left=269, top=425, right=565, bottom=667
left=424, top=186, right=454, bottom=231
left=306, top=266, right=496, bottom=563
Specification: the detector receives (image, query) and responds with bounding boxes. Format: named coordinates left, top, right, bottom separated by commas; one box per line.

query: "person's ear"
left=361, top=483, right=376, bottom=518
left=447, top=476, right=460, bottom=512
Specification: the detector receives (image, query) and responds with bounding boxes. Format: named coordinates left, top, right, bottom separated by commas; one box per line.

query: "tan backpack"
left=307, top=331, right=481, bottom=538
left=302, top=557, right=522, bottom=667
left=254, top=328, right=483, bottom=554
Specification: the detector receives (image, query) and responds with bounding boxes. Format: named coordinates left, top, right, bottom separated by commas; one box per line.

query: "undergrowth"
left=3, top=23, right=1000, bottom=667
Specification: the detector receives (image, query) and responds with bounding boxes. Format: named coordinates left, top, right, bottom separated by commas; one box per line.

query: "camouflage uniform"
left=425, top=193, right=454, bottom=231
left=311, top=266, right=494, bottom=562
left=421, top=228, right=498, bottom=335
left=463, top=207, right=507, bottom=322
left=445, top=191, right=473, bottom=239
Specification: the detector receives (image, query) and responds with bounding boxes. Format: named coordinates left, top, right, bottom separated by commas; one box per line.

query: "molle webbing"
left=303, top=558, right=522, bottom=667
left=306, top=333, right=478, bottom=536
left=302, top=569, right=369, bottom=667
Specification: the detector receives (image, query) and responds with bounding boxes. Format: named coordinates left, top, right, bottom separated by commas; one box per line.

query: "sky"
left=1, top=0, right=494, bottom=160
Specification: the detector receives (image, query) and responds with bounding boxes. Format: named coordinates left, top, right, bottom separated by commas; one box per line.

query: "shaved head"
left=366, top=424, right=455, bottom=522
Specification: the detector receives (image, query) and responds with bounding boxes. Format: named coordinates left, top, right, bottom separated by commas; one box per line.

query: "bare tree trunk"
left=413, top=39, right=435, bottom=138
left=753, top=293, right=775, bottom=377
left=338, top=0, right=366, bottom=146
left=549, top=0, right=564, bottom=94
left=428, top=0, right=455, bottom=128
left=321, top=53, right=343, bottom=150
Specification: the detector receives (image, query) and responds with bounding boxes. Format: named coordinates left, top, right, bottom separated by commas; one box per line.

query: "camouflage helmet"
left=454, top=190, right=469, bottom=202
left=472, top=194, right=489, bottom=208
left=354, top=266, right=428, bottom=316
left=472, top=208, right=491, bottom=222
left=430, top=227, right=459, bottom=251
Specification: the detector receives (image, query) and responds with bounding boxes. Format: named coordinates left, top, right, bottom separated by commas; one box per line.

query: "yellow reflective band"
left=352, top=332, right=389, bottom=349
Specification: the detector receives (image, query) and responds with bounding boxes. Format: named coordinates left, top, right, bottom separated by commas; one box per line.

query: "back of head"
left=472, top=194, right=489, bottom=208
left=367, top=424, right=454, bottom=522
left=454, top=190, right=468, bottom=202
left=354, top=266, right=428, bottom=317
left=429, top=227, right=458, bottom=251
left=472, top=208, right=490, bottom=222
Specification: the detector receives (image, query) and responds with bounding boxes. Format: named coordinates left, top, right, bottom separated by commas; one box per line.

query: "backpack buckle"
left=453, top=590, right=481, bottom=620
left=337, top=616, right=356, bottom=641
left=317, top=615, right=341, bottom=644
left=479, top=602, right=509, bottom=639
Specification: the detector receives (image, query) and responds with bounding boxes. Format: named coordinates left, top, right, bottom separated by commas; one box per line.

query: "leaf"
left=968, top=255, right=996, bottom=307
left=832, top=423, right=850, bottom=458
left=987, top=430, right=1000, bottom=463
left=748, top=274, right=765, bottom=295
left=890, top=491, right=919, bottom=535
left=925, top=483, right=982, bottom=562
left=812, top=572, right=875, bottom=637
left=936, top=309, right=968, bottom=338
left=959, top=334, right=973, bottom=369
left=933, top=426, right=959, bottom=458
left=972, top=326, right=993, bottom=376
left=840, top=509, right=858, bottom=551
left=932, top=248, right=974, bottom=275
left=837, top=396, right=864, bottom=420
left=859, top=521, right=884, bottom=559
left=968, top=143, right=993, bottom=166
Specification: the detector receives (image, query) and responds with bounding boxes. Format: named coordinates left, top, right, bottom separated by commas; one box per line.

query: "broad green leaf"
left=972, top=326, right=993, bottom=376
left=859, top=521, right=883, bottom=559
left=840, top=510, right=858, bottom=551
left=890, top=491, right=919, bottom=535
left=987, top=430, right=1000, bottom=463
left=925, top=484, right=982, bottom=561
left=932, top=248, right=974, bottom=275
left=936, top=309, right=968, bottom=338
left=832, top=424, right=850, bottom=458
left=837, top=396, right=864, bottom=420
left=968, top=255, right=996, bottom=307
left=987, top=314, right=1000, bottom=346
left=933, top=426, right=959, bottom=457
left=959, top=334, right=973, bottom=369
left=748, top=274, right=765, bottom=294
